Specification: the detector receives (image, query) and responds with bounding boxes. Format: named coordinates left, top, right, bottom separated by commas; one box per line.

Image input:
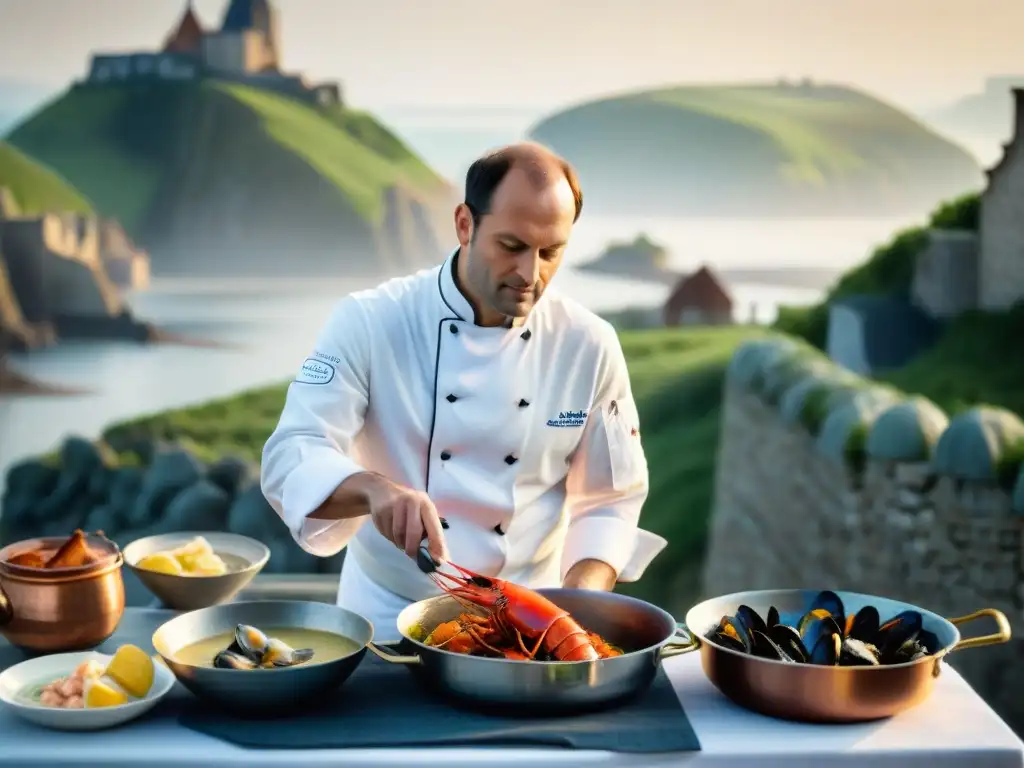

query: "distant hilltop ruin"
left=83, top=0, right=341, bottom=109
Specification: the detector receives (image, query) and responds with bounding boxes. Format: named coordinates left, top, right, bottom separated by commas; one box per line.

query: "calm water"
left=0, top=108, right=930, bottom=483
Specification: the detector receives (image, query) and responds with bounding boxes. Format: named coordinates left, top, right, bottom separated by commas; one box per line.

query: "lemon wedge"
left=136, top=552, right=183, bottom=575
left=172, top=536, right=214, bottom=572
left=187, top=551, right=228, bottom=576
left=84, top=677, right=128, bottom=708
left=104, top=644, right=155, bottom=698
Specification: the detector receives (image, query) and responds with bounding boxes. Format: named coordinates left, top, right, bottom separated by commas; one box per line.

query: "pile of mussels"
left=704, top=591, right=941, bottom=666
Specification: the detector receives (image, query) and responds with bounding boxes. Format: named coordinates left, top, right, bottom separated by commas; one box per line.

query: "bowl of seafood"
left=366, top=559, right=695, bottom=715
left=124, top=532, right=270, bottom=611
left=0, top=530, right=126, bottom=653
left=151, top=600, right=372, bottom=715
left=681, top=588, right=1012, bottom=723
left=0, top=643, right=175, bottom=731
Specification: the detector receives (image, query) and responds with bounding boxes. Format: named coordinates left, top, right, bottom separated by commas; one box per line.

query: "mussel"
left=213, top=650, right=257, bottom=670
left=702, top=591, right=939, bottom=668
left=213, top=624, right=316, bottom=670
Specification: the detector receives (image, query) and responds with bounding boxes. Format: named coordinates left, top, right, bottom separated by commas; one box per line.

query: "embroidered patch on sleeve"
left=295, top=356, right=336, bottom=385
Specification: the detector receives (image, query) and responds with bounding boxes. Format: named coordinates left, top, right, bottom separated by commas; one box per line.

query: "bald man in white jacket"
left=261, top=143, right=667, bottom=640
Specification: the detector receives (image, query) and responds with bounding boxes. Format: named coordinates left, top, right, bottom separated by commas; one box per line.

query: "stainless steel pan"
left=366, top=587, right=695, bottom=715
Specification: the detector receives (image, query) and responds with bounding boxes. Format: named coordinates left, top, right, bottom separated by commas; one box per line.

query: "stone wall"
left=705, top=336, right=1024, bottom=732
left=911, top=228, right=979, bottom=319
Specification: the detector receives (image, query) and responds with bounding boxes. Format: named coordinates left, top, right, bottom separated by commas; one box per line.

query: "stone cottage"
left=663, top=265, right=734, bottom=326
left=827, top=87, right=1024, bottom=374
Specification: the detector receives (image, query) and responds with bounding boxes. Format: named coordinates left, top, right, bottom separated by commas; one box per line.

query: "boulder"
left=226, top=483, right=284, bottom=541
left=161, top=480, right=232, bottom=532
left=128, top=449, right=204, bottom=529
left=206, top=456, right=256, bottom=498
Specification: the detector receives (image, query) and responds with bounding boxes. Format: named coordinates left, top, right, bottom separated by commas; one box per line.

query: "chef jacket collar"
left=438, top=248, right=538, bottom=329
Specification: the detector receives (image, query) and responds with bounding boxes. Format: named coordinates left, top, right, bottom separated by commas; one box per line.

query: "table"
left=1, top=610, right=1021, bottom=768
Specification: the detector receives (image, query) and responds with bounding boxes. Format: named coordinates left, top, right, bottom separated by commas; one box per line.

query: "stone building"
left=84, top=0, right=342, bottom=109
left=829, top=87, right=1024, bottom=375
left=663, top=265, right=734, bottom=326
left=911, top=88, right=1024, bottom=318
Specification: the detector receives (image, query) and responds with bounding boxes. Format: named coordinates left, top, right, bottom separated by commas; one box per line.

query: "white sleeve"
left=560, top=330, right=667, bottom=583
left=260, top=296, right=372, bottom=557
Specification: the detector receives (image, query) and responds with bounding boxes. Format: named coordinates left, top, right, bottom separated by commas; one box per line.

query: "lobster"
left=424, top=558, right=602, bottom=662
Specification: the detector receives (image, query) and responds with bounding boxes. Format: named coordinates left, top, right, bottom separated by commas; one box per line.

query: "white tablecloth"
left=1, top=651, right=1020, bottom=768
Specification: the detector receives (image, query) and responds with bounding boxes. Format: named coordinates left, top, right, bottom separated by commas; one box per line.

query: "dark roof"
left=163, top=3, right=204, bottom=53
left=666, top=265, right=733, bottom=313
left=221, top=0, right=272, bottom=33
left=832, top=294, right=941, bottom=370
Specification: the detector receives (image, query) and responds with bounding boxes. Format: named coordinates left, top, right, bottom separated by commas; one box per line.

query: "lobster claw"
left=416, top=517, right=449, bottom=574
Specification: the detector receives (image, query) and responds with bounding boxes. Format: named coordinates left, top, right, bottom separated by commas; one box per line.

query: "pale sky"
left=1, top=0, right=1021, bottom=111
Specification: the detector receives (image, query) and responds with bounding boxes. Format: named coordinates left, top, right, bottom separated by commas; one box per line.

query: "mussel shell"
left=799, top=613, right=844, bottom=648
left=235, top=624, right=270, bottom=661
left=839, top=637, right=880, bottom=666
left=917, top=628, right=941, bottom=654
left=809, top=632, right=842, bottom=665
left=845, top=605, right=881, bottom=642
left=213, top=650, right=257, bottom=670
left=262, top=637, right=316, bottom=667
left=768, top=623, right=809, bottom=663
left=711, top=631, right=747, bottom=653
left=717, top=615, right=753, bottom=653
left=735, top=605, right=769, bottom=637
left=749, top=629, right=794, bottom=662
left=766, top=606, right=780, bottom=631
left=880, top=637, right=930, bottom=664
left=877, top=610, right=924, bottom=656
left=808, top=590, right=845, bottom=627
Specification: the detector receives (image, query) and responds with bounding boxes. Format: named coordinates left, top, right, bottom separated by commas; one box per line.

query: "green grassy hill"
left=96, top=325, right=764, bottom=614
left=6, top=81, right=452, bottom=277
left=529, top=82, right=984, bottom=217
left=0, top=140, right=93, bottom=216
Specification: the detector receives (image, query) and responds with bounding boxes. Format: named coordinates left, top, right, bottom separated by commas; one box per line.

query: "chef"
left=260, top=142, right=667, bottom=640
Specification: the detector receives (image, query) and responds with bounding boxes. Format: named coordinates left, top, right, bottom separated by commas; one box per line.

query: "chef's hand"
left=360, top=473, right=450, bottom=563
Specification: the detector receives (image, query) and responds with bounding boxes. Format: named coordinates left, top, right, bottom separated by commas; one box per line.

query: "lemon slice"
left=172, top=537, right=215, bottom=572
left=136, top=552, right=183, bottom=575
left=104, top=644, right=155, bottom=698
left=188, top=551, right=228, bottom=576
left=84, top=677, right=128, bottom=708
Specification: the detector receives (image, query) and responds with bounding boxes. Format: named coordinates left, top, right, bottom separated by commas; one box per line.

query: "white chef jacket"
left=260, top=250, right=667, bottom=640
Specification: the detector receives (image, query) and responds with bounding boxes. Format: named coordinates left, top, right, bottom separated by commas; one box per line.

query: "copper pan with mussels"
left=152, top=600, right=373, bottom=716
left=679, top=588, right=1011, bottom=723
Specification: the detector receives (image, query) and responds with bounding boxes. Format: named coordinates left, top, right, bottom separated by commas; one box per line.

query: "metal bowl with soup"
left=152, top=600, right=372, bottom=716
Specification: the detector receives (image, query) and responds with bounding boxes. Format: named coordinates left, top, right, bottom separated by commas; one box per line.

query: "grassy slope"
left=6, top=81, right=444, bottom=237
left=529, top=83, right=982, bottom=210
left=100, top=326, right=765, bottom=614
left=0, top=140, right=93, bottom=216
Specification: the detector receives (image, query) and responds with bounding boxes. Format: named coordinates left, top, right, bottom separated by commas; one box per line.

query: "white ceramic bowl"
left=0, top=651, right=176, bottom=731
left=123, top=531, right=271, bottom=611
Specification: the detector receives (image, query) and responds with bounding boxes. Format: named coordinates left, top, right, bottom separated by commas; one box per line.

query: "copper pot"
left=675, top=588, right=1011, bottom=723
left=0, top=533, right=126, bottom=653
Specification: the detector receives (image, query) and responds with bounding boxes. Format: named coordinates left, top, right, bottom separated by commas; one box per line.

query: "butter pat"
left=104, top=644, right=155, bottom=699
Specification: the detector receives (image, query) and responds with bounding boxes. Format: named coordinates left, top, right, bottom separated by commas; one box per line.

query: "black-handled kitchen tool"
left=416, top=517, right=449, bottom=574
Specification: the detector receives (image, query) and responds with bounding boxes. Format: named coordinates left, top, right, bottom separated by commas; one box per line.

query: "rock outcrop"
left=0, top=195, right=152, bottom=351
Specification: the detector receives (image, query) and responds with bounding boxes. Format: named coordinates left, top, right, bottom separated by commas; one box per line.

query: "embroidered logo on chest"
left=546, top=409, right=588, bottom=428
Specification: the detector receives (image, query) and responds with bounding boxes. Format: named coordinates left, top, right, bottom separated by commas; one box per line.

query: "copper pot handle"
left=948, top=608, right=1012, bottom=652
left=0, top=582, right=12, bottom=626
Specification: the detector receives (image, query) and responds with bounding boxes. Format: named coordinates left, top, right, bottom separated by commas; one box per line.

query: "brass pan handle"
left=949, top=608, right=1012, bottom=652
left=659, top=624, right=701, bottom=659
